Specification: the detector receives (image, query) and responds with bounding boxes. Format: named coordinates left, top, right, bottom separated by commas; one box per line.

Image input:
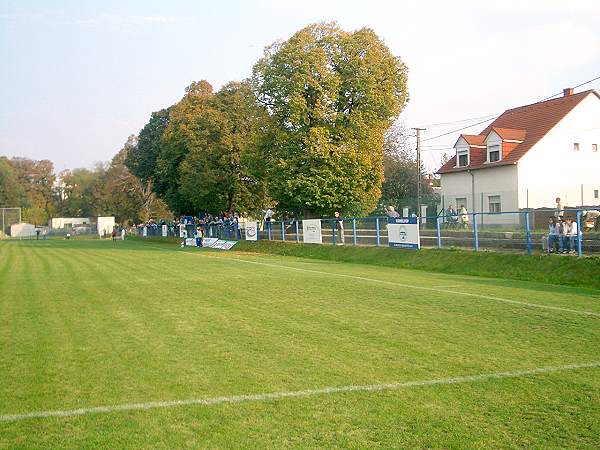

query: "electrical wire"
left=420, top=117, right=497, bottom=142
left=416, top=74, right=600, bottom=143
left=541, top=74, right=600, bottom=101
left=419, top=113, right=499, bottom=128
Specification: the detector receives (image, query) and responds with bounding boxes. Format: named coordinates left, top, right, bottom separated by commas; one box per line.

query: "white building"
left=49, top=217, right=91, bottom=229
left=437, top=88, right=600, bottom=224
left=10, top=223, right=36, bottom=238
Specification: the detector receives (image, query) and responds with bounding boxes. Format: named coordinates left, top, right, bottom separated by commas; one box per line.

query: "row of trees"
left=125, top=23, right=429, bottom=218
left=2, top=22, right=433, bottom=225
left=0, top=137, right=169, bottom=226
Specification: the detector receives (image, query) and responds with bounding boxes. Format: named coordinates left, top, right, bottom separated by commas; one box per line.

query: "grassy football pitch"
left=1, top=238, right=599, bottom=449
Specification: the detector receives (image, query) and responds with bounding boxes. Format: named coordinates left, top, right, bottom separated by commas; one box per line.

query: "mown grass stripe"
left=172, top=250, right=600, bottom=318
left=1, top=361, right=598, bottom=423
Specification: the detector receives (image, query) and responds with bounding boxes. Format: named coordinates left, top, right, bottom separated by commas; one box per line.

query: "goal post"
left=1, top=207, right=22, bottom=237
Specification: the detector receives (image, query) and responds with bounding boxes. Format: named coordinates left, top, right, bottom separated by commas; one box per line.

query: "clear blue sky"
left=1, top=0, right=599, bottom=172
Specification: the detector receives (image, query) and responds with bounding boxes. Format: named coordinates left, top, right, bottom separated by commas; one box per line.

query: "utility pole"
left=412, top=127, right=426, bottom=218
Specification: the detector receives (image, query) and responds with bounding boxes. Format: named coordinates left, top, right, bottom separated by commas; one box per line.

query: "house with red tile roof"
left=436, top=88, right=600, bottom=224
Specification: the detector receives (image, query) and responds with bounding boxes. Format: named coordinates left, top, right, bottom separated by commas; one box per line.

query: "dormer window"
left=457, top=150, right=469, bottom=167
left=488, top=144, right=501, bottom=162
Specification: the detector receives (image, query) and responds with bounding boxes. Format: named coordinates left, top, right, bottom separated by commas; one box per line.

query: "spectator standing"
left=445, top=205, right=456, bottom=226
left=459, top=205, right=469, bottom=229
left=334, top=211, right=345, bottom=245
left=385, top=206, right=399, bottom=218
left=263, top=208, right=274, bottom=232
left=195, top=225, right=203, bottom=247
left=554, top=197, right=564, bottom=220
left=547, top=218, right=559, bottom=253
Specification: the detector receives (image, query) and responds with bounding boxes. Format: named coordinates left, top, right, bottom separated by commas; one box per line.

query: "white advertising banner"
left=202, top=238, right=218, bottom=248
left=97, top=216, right=115, bottom=237
left=212, top=240, right=237, bottom=250
left=387, top=217, right=420, bottom=249
left=245, top=221, right=258, bottom=241
left=302, top=219, right=322, bottom=244
left=162, top=224, right=168, bottom=237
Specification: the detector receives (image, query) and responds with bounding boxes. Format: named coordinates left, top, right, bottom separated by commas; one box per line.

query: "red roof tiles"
left=437, top=90, right=599, bottom=174
left=488, top=127, right=526, bottom=141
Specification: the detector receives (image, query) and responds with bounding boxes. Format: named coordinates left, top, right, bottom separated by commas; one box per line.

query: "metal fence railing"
left=135, top=209, right=600, bottom=256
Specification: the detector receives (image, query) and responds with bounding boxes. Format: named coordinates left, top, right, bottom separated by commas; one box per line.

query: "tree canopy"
left=3, top=22, right=413, bottom=224
left=252, top=22, right=409, bottom=216
left=126, top=80, right=270, bottom=216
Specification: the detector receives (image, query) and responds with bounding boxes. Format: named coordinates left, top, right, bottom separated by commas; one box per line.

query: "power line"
left=420, top=116, right=497, bottom=143
left=416, top=73, right=600, bottom=143
left=541, top=74, right=600, bottom=101
left=419, top=113, right=498, bottom=128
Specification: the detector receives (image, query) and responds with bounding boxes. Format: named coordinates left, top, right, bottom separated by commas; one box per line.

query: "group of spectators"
left=547, top=217, right=579, bottom=254
left=178, top=213, right=240, bottom=230
left=178, top=212, right=241, bottom=243
left=442, top=204, right=470, bottom=229
left=547, top=197, right=600, bottom=254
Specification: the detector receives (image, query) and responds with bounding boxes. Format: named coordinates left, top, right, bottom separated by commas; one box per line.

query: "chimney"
left=563, top=87, right=574, bottom=97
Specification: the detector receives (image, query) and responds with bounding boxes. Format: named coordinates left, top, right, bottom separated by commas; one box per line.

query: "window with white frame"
left=573, top=142, right=580, bottom=151
left=488, top=195, right=501, bottom=213
left=457, top=150, right=468, bottom=167
left=488, top=144, right=501, bottom=162
left=593, top=144, right=598, bottom=152
left=456, top=197, right=467, bottom=210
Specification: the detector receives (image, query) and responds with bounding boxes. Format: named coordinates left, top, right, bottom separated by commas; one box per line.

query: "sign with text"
left=302, top=219, right=322, bottom=244
left=202, top=238, right=218, bottom=248
left=245, top=221, right=258, bottom=241
left=387, top=217, right=420, bottom=249
left=211, top=240, right=237, bottom=250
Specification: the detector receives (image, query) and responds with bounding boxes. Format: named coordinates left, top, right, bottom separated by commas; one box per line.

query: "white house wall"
left=517, top=93, right=600, bottom=209
left=440, top=165, right=519, bottom=225
left=49, top=217, right=91, bottom=229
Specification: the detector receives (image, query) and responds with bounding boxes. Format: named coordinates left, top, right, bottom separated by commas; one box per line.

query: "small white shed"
left=10, top=223, right=36, bottom=238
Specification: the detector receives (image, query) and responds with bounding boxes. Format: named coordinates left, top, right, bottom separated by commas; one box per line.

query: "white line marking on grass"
left=184, top=252, right=600, bottom=318
left=1, top=362, right=598, bottom=423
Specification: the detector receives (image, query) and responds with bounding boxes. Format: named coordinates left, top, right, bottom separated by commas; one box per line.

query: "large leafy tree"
left=59, top=164, right=107, bottom=217
left=103, top=135, right=171, bottom=224
left=129, top=80, right=269, bottom=216
left=0, top=157, right=27, bottom=207
left=9, top=157, right=57, bottom=224
left=125, top=108, right=170, bottom=183
left=252, top=22, right=408, bottom=217
left=152, top=80, right=214, bottom=214
left=178, top=82, right=270, bottom=215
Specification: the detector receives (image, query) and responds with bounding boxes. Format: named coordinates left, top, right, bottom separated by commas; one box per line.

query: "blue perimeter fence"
left=136, top=209, right=600, bottom=256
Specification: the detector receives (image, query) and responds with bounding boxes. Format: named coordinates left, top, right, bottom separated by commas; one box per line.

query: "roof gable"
left=437, top=89, right=599, bottom=174
left=487, top=127, right=526, bottom=142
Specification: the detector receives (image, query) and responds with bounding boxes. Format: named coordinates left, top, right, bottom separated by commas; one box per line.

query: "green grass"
left=232, top=240, right=600, bottom=290
left=1, top=238, right=599, bottom=449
